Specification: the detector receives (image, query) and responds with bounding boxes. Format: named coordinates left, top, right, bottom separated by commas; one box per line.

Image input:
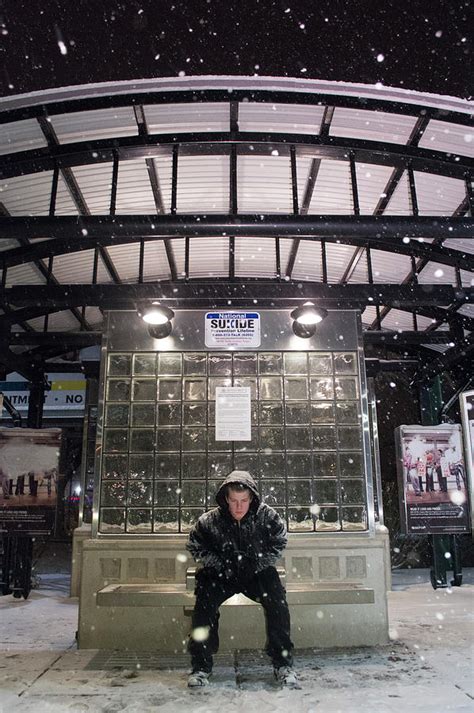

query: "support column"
left=26, top=379, right=46, bottom=428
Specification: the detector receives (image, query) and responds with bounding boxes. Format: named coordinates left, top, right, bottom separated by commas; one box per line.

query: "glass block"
left=313, top=452, right=337, bottom=478
left=184, top=353, right=207, bottom=375
left=209, top=353, right=232, bottom=375
left=261, top=480, right=286, bottom=507
left=132, top=379, right=157, bottom=401
left=335, top=376, right=358, bottom=400
left=284, top=378, right=308, bottom=400
left=183, top=403, right=207, bottom=426
left=130, top=454, right=154, bottom=479
left=315, top=507, right=341, bottom=531
left=180, top=508, right=205, bottom=533
left=154, top=480, right=180, bottom=506
left=104, top=429, right=128, bottom=452
left=183, top=427, right=207, bottom=451
left=158, top=352, right=182, bottom=375
left=100, top=508, right=126, bottom=533
left=128, top=480, right=153, bottom=506
left=258, top=353, right=282, bottom=374
left=107, top=379, right=131, bottom=402
left=157, top=402, right=182, bottom=426
left=337, top=426, right=362, bottom=450
left=311, top=402, right=335, bottom=424
left=259, top=427, right=284, bottom=451
left=234, top=453, right=259, bottom=477
left=313, top=479, right=338, bottom=504
left=183, top=378, right=206, bottom=402
left=208, top=454, right=233, bottom=479
left=336, top=402, right=360, bottom=424
left=155, top=454, right=180, bottom=480
left=207, top=480, right=222, bottom=504
left=287, top=479, right=311, bottom=505
left=153, top=508, right=179, bottom=533
left=339, top=452, right=364, bottom=478
left=342, top=507, right=367, bottom=531
left=181, top=480, right=206, bottom=507
left=233, top=377, right=257, bottom=399
left=286, top=453, right=311, bottom=478
left=208, top=431, right=232, bottom=451
left=101, top=481, right=126, bottom=506
left=288, top=507, right=314, bottom=532
left=285, top=402, right=310, bottom=424
left=156, top=429, right=181, bottom=451
left=259, top=402, right=283, bottom=425
left=158, top=379, right=182, bottom=401
left=133, top=353, right=156, bottom=376
left=103, top=454, right=127, bottom=480
left=126, top=509, right=152, bottom=533
left=208, top=402, right=215, bottom=424
left=286, top=427, right=311, bottom=451
left=251, top=403, right=258, bottom=426
left=108, top=354, right=131, bottom=376
left=233, top=352, right=257, bottom=374
left=259, top=376, right=282, bottom=400
left=234, top=430, right=259, bottom=452
left=130, top=429, right=155, bottom=452
left=341, top=479, right=365, bottom=504
left=309, top=353, right=332, bottom=375
left=310, top=377, right=334, bottom=400
left=208, top=377, right=232, bottom=400
left=284, top=352, right=307, bottom=375
left=131, top=403, right=155, bottom=427
left=106, top=403, right=129, bottom=426
left=260, top=452, right=285, bottom=479
left=312, top=426, right=336, bottom=450
left=334, top=352, right=357, bottom=374
left=182, top=453, right=207, bottom=479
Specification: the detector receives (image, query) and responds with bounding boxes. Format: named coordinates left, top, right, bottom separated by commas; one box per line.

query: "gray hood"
left=215, top=470, right=260, bottom=510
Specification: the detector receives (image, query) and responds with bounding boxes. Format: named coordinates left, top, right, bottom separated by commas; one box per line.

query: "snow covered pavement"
left=0, top=570, right=473, bottom=712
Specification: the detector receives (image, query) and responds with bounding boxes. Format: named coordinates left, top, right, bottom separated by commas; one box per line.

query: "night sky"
left=1, top=0, right=472, bottom=98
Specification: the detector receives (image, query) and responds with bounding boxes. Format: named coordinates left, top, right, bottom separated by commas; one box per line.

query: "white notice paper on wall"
left=215, top=387, right=251, bottom=441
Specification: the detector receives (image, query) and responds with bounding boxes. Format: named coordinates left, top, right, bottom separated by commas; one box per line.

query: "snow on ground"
left=0, top=570, right=473, bottom=713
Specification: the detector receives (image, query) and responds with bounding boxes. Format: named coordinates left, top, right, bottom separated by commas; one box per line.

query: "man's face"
left=226, top=488, right=252, bottom=521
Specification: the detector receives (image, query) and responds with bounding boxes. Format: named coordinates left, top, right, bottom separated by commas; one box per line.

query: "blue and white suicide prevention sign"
left=205, top=312, right=260, bottom=348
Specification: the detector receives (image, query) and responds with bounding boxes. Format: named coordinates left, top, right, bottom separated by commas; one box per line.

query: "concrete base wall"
left=77, top=531, right=390, bottom=651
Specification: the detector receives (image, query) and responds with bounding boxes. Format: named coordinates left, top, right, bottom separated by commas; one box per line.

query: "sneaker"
left=274, top=666, right=299, bottom=688
left=187, top=670, right=211, bottom=688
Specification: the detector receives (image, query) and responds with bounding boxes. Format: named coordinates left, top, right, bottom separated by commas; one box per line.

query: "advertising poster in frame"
left=0, top=428, right=62, bottom=534
left=459, top=389, right=474, bottom=533
left=395, top=424, right=470, bottom=535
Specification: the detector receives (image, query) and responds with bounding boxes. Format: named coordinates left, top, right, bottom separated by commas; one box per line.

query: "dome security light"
left=290, top=303, right=328, bottom=338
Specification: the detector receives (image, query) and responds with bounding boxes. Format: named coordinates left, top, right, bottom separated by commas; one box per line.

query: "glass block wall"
left=99, top=350, right=367, bottom=534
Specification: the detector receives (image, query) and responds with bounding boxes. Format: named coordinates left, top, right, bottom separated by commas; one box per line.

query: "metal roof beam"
left=415, top=331, right=474, bottom=382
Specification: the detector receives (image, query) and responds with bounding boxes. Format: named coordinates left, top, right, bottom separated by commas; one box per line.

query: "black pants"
left=188, top=566, right=293, bottom=673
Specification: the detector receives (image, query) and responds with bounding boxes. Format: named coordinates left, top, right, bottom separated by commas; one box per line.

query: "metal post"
left=26, top=379, right=45, bottom=429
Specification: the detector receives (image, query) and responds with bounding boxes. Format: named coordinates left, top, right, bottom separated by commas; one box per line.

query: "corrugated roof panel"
left=418, top=120, right=474, bottom=159
left=444, top=239, right=474, bottom=256
left=142, top=242, right=172, bottom=281
left=382, top=309, right=434, bottom=331
left=49, top=250, right=96, bottom=284
left=291, top=240, right=323, bottom=281
left=278, top=238, right=296, bottom=276
left=417, top=261, right=457, bottom=285
left=189, top=237, right=228, bottom=277
left=308, top=159, right=352, bottom=214
left=0, top=118, right=48, bottom=155
left=386, top=171, right=411, bottom=215
left=459, top=270, right=474, bottom=287
left=330, top=107, right=416, bottom=144
left=414, top=173, right=465, bottom=216
left=168, top=238, right=186, bottom=277
left=238, top=155, right=292, bottom=213
left=143, top=102, right=229, bottom=133
left=0, top=171, right=54, bottom=216
left=369, top=250, right=413, bottom=283
left=457, top=303, right=474, bottom=318
left=55, top=174, right=79, bottom=215
left=235, top=237, right=278, bottom=278
left=71, top=163, right=113, bottom=214
left=346, top=248, right=369, bottom=283
left=5, top=262, right=45, bottom=287
left=104, top=243, right=140, bottom=282
left=355, top=163, right=394, bottom=214
left=84, top=306, right=104, bottom=328
left=50, top=106, right=137, bottom=144
left=360, top=305, right=378, bottom=327
left=96, top=250, right=117, bottom=284
left=0, top=238, right=21, bottom=252
left=324, top=242, right=360, bottom=282
left=239, top=103, right=325, bottom=135
left=177, top=155, right=229, bottom=213
left=116, top=159, right=157, bottom=214
left=27, top=310, right=80, bottom=332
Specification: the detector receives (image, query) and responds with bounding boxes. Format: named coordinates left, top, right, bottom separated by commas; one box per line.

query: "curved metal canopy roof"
left=0, top=76, right=473, bottom=383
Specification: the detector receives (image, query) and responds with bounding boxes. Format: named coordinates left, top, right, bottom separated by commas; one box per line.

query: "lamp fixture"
left=290, top=302, right=328, bottom=338
left=138, top=302, right=175, bottom=339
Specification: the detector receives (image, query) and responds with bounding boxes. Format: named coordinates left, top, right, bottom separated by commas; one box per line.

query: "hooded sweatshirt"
left=186, top=470, right=287, bottom=578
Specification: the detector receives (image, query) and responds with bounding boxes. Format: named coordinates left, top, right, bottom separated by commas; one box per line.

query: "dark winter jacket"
left=186, top=470, right=287, bottom=579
